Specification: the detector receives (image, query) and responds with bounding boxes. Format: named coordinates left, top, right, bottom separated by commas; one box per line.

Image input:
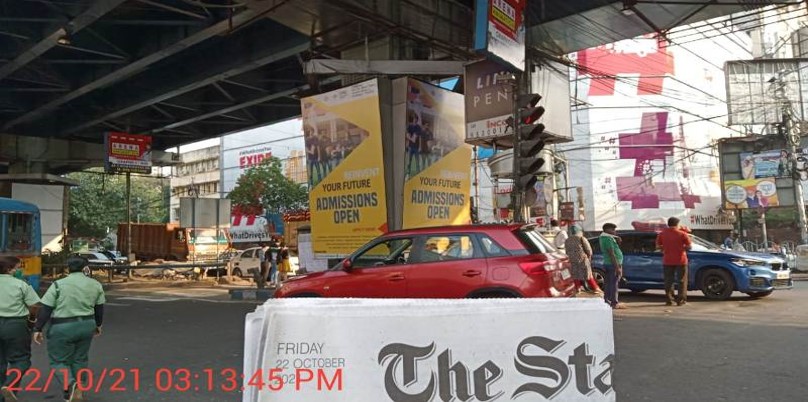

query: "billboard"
left=575, top=36, right=674, bottom=97
left=179, top=198, right=231, bottom=228
left=566, top=34, right=743, bottom=232
left=473, top=0, right=526, bottom=71
left=402, top=78, right=472, bottom=229
left=718, top=136, right=808, bottom=209
left=105, top=132, right=152, bottom=174
left=301, top=79, right=388, bottom=257
left=739, top=149, right=808, bottom=180
left=221, top=119, right=305, bottom=194
left=725, top=59, right=808, bottom=125
left=229, top=214, right=284, bottom=244
left=724, top=178, right=779, bottom=209
left=464, top=59, right=514, bottom=146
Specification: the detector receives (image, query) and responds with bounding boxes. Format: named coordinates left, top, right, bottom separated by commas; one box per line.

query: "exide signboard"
left=238, top=146, right=272, bottom=169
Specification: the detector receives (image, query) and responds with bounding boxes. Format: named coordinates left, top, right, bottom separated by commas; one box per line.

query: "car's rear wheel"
left=699, top=268, right=734, bottom=300
left=746, top=290, right=773, bottom=298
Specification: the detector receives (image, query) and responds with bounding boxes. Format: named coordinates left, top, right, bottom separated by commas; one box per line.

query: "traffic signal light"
left=515, top=93, right=546, bottom=191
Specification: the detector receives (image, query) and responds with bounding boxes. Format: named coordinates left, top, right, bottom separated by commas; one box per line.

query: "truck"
left=282, top=210, right=310, bottom=252
left=117, top=223, right=230, bottom=262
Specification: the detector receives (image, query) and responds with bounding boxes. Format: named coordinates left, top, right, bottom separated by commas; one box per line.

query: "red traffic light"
left=521, top=106, right=545, bottom=124
left=518, top=93, right=544, bottom=124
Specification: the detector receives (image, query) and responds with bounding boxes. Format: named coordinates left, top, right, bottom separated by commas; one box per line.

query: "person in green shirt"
left=33, top=257, right=106, bottom=402
left=598, top=223, right=626, bottom=309
left=0, top=256, right=40, bottom=402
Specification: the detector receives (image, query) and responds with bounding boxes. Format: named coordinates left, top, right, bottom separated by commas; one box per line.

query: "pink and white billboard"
left=566, top=35, right=738, bottom=232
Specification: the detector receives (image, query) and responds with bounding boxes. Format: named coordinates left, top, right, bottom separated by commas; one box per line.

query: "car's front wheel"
left=746, top=290, right=773, bottom=298
left=699, top=268, right=734, bottom=300
left=231, top=268, right=243, bottom=278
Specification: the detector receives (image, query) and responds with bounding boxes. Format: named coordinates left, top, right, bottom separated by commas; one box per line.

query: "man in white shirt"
left=551, top=219, right=568, bottom=250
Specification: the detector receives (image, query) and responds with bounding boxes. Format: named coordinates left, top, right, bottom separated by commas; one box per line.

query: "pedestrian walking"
left=723, top=232, right=737, bottom=249
left=564, top=226, right=603, bottom=295
left=0, top=256, right=40, bottom=402
left=656, top=217, right=692, bottom=306
left=277, top=243, right=292, bottom=283
left=268, top=240, right=280, bottom=288
left=257, top=242, right=269, bottom=289
left=598, top=223, right=626, bottom=309
left=32, top=257, right=106, bottom=402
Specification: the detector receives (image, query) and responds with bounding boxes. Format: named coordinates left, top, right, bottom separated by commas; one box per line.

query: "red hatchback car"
left=273, top=224, right=575, bottom=298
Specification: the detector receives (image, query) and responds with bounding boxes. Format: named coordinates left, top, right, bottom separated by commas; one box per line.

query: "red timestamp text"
left=6, top=368, right=141, bottom=393
left=243, top=368, right=344, bottom=392
left=4, top=367, right=343, bottom=393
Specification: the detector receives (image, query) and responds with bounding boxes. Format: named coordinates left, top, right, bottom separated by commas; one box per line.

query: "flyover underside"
left=0, top=0, right=794, bottom=166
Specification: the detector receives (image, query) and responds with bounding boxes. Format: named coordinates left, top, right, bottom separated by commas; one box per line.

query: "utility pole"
left=773, top=73, right=808, bottom=244
left=126, top=172, right=132, bottom=261
left=472, top=146, right=480, bottom=223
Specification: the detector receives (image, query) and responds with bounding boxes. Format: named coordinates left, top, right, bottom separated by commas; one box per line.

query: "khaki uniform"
left=0, top=274, right=40, bottom=398
left=39, top=272, right=105, bottom=392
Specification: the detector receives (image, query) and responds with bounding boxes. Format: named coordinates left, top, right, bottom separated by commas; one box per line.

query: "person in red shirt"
left=656, top=217, right=692, bottom=306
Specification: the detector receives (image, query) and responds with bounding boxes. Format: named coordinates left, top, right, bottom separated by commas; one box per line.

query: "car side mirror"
left=342, top=259, right=353, bottom=271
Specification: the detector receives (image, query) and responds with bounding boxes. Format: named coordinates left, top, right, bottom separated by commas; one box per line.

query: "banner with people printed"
left=724, top=177, right=780, bottom=209
left=402, top=78, right=472, bottom=229
left=739, top=149, right=808, bottom=179
left=301, top=79, right=388, bottom=257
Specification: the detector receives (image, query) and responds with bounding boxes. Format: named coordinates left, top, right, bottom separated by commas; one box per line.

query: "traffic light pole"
left=511, top=73, right=524, bottom=223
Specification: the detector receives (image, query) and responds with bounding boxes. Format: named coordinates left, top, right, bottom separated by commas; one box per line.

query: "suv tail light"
left=519, top=255, right=550, bottom=275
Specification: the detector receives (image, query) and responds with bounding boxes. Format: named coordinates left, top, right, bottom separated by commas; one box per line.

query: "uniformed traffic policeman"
left=0, top=256, right=40, bottom=402
left=33, top=257, right=106, bottom=402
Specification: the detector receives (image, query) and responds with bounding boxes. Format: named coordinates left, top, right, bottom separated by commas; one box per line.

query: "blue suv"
left=589, top=231, right=793, bottom=300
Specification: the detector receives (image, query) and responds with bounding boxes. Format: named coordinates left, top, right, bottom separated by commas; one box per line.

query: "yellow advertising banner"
left=724, top=177, right=779, bottom=209
left=403, top=78, right=472, bottom=229
left=301, top=79, right=388, bottom=257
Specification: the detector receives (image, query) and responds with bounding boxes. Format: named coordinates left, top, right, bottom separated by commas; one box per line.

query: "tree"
left=67, top=169, right=169, bottom=238
left=228, top=157, right=308, bottom=215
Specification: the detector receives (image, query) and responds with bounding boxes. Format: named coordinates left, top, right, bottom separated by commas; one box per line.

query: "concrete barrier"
left=230, top=289, right=274, bottom=301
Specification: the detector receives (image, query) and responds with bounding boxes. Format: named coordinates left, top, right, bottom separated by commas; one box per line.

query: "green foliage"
left=228, top=157, right=308, bottom=214
left=67, top=169, right=169, bottom=238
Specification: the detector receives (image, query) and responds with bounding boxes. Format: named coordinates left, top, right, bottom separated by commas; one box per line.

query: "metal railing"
left=738, top=240, right=798, bottom=255
left=43, top=261, right=231, bottom=283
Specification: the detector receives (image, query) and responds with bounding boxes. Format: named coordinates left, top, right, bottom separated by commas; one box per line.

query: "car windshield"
left=689, top=235, right=720, bottom=251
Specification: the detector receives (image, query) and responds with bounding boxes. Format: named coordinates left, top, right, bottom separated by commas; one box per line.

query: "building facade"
left=560, top=4, right=808, bottom=239
left=169, top=145, right=221, bottom=222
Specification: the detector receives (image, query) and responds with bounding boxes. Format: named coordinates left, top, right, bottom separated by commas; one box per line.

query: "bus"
left=0, top=197, right=42, bottom=290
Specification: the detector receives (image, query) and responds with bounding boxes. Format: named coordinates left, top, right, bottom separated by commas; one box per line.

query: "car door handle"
left=462, top=270, right=482, bottom=277
left=388, top=274, right=405, bottom=281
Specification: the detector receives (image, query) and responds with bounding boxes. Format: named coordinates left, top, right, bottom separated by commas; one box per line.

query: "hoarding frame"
left=104, top=132, right=152, bottom=174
